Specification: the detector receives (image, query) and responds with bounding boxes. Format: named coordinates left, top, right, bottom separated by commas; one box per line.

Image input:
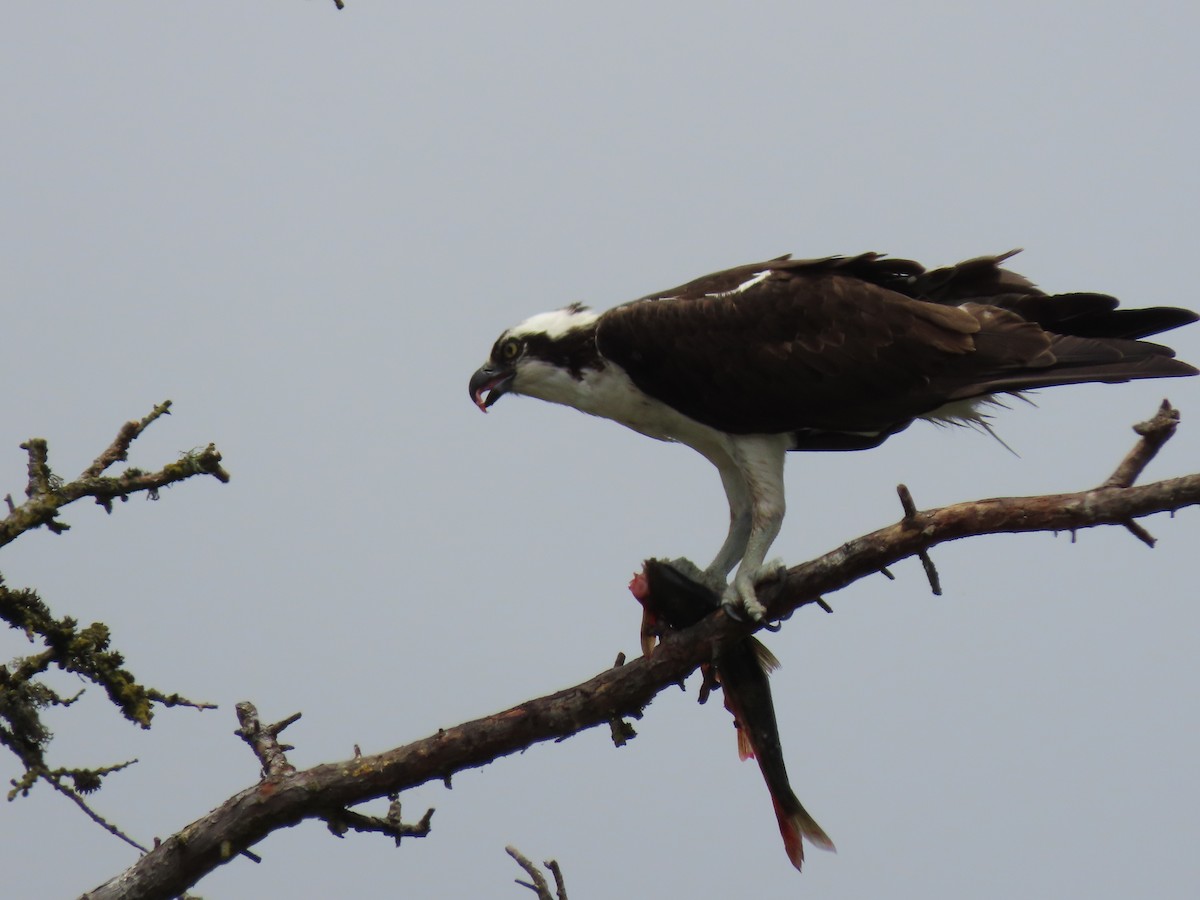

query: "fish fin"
left=639, top=606, right=658, bottom=656
left=772, top=796, right=836, bottom=872
left=735, top=721, right=755, bottom=761
left=748, top=637, right=781, bottom=674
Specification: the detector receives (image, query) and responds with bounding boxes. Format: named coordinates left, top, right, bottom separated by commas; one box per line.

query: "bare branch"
left=325, top=799, right=433, bottom=844
left=2, top=402, right=228, bottom=549
left=236, top=704, right=435, bottom=855
left=145, top=691, right=218, bottom=712
left=607, top=652, right=638, bottom=747
left=45, top=772, right=149, bottom=855
left=2, top=404, right=224, bottom=858
left=896, top=484, right=942, bottom=595
left=761, top=479, right=1199, bottom=623
left=82, top=401, right=173, bottom=479
left=82, top=404, right=1200, bottom=899
left=1103, top=399, right=1180, bottom=488
left=507, top=846, right=567, bottom=900
left=235, top=703, right=300, bottom=778
left=22, top=438, right=54, bottom=499
left=546, top=858, right=568, bottom=900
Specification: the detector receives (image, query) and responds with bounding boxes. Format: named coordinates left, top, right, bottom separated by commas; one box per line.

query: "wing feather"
left=596, top=254, right=1196, bottom=438
left=597, top=268, right=978, bottom=435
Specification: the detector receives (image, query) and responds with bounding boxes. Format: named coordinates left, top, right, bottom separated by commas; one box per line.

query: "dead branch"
left=1, top=403, right=225, bottom=860
left=1, top=400, right=229, bottom=549
left=1103, top=399, right=1179, bottom=489
left=325, top=800, right=434, bottom=844
left=896, top=483, right=942, bottom=595
left=81, top=401, right=174, bottom=479
left=507, top=845, right=568, bottom=900
left=81, top=403, right=1200, bottom=899
left=46, top=771, right=149, bottom=854
left=235, top=703, right=300, bottom=779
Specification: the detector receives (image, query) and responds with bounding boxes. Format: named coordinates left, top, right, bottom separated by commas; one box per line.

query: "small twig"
left=896, top=484, right=943, bottom=596
left=45, top=774, right=149, bottom=854
left=235, top=703, right=300, bottom=778
left=21, top=438, right=53, bottom=498
left=325, top=799, right=434, bottom=845
left=606, top=653, right=638, bottom=746
left=918, top=552, right=944, bottom=595
left=546, top=859, right=568, bottom=900
left=146, top=690, right=218, bottom=711
left=17, top=440, right=68, bottom=533
left=507, top=846, right=567, bottom=900
left=1103, top=399, right=1180, bottom=489
left=1120, top=518, right=1157, bottom=548
left=608, top=716, right=637, bottom=747
left=82, top=400, right=173, bottom=479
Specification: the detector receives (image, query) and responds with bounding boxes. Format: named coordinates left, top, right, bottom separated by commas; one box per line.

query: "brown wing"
left=637, top=252, right=926, bottom=301
left=598, top=266, right=983, bottom=435
left=597, top=255, right=1196, bottom=437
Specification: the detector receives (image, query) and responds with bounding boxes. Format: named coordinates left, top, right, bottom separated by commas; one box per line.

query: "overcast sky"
left=3, top=3, right=1198, bottom=898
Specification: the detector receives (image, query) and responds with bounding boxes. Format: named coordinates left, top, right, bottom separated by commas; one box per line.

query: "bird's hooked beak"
left=469, top=362, right=515, bottom=413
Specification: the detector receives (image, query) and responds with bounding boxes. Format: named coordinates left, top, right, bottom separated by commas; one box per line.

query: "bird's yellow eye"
left=500, top=338, right=522, bottom=362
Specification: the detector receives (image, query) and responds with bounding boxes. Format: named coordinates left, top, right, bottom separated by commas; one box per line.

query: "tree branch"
left=1, top=400, right=229, bottom=549
left=1102, top=398, right=1179, bottom=489
left=45, top=769, right=149, bottom=855
left=2, top=403, right=226, bottom=859
left=324, top=800, right=434, bottom=844
left=82, top=403, right=1200, bottom=899
left=507, top=845, right=569, bottom=900
left=81, top=401, right=174, bottom=480
left=235, top=703, right=300, bottom=779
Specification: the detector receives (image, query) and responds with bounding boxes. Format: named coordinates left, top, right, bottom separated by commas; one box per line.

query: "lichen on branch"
left=1, top=402, right=226, bottom=854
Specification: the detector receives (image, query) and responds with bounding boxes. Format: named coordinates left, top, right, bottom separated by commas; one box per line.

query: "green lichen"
left=2, top=573, right=212, bottom=802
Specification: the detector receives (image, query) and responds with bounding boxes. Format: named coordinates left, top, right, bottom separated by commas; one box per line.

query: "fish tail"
left=772, top=794, right=835, bottom=871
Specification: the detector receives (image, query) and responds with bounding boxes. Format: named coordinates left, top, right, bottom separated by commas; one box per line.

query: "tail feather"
left=940, top=307, right=1198, bottom=403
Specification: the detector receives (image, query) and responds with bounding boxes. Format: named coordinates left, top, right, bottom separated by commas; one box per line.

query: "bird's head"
left=469, top=304, right=601, bottom=412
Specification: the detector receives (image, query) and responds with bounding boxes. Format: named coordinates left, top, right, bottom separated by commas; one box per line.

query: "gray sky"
left=3, top=2, right=1198, bottom=897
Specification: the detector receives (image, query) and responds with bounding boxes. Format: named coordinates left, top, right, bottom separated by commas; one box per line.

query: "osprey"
left=469, top=251, right=1197, bottom=619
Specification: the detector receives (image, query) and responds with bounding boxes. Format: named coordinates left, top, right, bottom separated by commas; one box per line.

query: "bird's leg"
left=703, top=461, right=754, bottom=586
left=721, top=435, right=789, bottom=621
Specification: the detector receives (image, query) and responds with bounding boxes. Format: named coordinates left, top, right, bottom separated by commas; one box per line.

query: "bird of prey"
left=469, top=251, right=1197, bottom=618
left=630, top=558, right=834, bottom=871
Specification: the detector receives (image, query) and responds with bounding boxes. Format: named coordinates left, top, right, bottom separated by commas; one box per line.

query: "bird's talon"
left=723, top=582, right=767, bottom=622
left=721, top=599, right=750, bottom=622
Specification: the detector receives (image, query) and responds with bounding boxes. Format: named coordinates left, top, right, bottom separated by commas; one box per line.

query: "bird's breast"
left=517, top=358, right=727, bottom=450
